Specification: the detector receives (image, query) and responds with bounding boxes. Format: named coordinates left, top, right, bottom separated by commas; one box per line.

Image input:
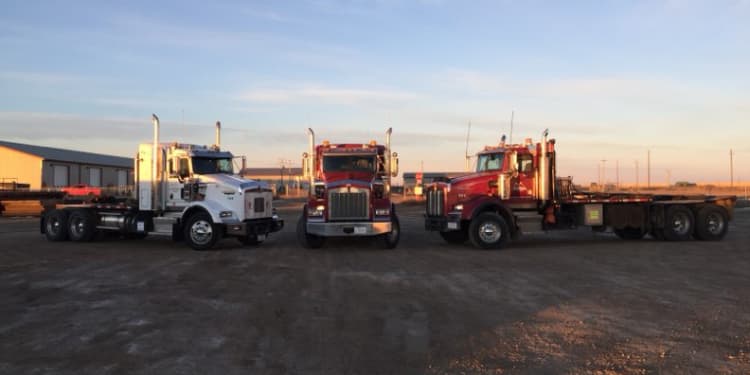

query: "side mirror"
left=508, top=151, right=518, bottom=178
left=301, top=152, right=310, bottom=178
left=391, top=152, right=399, bottom=177
left=178, top=158, right=191, bottom=179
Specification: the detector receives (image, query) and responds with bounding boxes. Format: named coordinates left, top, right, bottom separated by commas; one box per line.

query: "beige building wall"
left=0, top=146, right=42, bottom=189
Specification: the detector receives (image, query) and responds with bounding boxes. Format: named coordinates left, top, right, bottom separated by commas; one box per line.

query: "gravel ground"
left=0, top=205, right=748, bottom=374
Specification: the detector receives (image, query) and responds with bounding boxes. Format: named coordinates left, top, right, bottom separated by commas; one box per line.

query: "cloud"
left=238, top=85, right=418, bottom=104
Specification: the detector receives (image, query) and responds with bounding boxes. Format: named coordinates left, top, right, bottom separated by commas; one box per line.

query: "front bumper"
left=225, top=216, right=284, bottom=237
left=306, top=221, right=392, bottom=237
left=424, top=213, right=461, bottom=231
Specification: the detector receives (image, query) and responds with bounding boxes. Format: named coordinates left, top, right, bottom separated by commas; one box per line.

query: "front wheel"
left=296, top=212, right=325, bottom=249
left=468, top=212, right=510, bottom=250
left=184, top=212, right=219, bottom=250
left=381, top=214, right=400, bottom=249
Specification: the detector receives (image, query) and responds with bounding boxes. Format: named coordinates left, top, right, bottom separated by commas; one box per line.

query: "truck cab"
left=296, top=128, right=400, bottom=249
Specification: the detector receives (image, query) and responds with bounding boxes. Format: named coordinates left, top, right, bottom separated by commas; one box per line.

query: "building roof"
left=403, top=172, right=468, bottom=179
left=0, top=140, right=132, bottom=169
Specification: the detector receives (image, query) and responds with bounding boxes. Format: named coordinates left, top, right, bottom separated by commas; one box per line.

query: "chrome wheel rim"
left=70, top=216, right=85, bottom=237
left=478, top=222, right=501, bottom=243
left=705, top=213, right=724, bottom=235
left=190, top=220, right=213, bottom=245
left=671, top=212, right=691, bottom=236
left=48, top=217, right=61, bottom=234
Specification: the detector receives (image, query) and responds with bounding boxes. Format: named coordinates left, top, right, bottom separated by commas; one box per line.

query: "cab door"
left=511, top=152, right=536, bottom=200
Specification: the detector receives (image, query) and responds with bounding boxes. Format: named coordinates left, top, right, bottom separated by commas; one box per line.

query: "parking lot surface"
left=1, top=204, right=749, bottom=374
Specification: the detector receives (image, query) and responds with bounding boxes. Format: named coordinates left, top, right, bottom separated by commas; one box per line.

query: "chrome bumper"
left=306, top=221, right=392, bottom=237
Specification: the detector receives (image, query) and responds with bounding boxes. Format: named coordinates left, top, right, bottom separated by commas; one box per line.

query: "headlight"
left=220, top=211, right=233, bottom=218
left=375, top=208, right=390, bottom=216
left=453, top=204, right=463, bottom=211
left=308, top=204, right=325, bottom=217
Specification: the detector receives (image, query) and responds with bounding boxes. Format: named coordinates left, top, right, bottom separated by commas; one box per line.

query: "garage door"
left=53, top=165, right=68, bottom=187
left=89, top=168, right=101, bottom=187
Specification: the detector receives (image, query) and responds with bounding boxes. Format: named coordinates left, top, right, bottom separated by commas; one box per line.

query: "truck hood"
left=323, top=171, right=376, bottom=189
left=197, top=173, right=269, bottom=191
left=446, top=172, right=496, bottom=194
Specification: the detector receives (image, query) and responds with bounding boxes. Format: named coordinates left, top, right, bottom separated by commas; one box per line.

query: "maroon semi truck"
left=424, top=130, right=737, bottom=249
left=296, top=128, right=400, bottom=249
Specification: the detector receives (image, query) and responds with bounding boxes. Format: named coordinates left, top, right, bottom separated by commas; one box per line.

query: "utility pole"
left=464, top=121, right=472, bottom=172
left=635, top=160, right=639, bottom=193
left=730, top=149, right=734, bottom=188
left=647, top=149, right=651, bottom=188
left=616, top=160, right=620, bottom=189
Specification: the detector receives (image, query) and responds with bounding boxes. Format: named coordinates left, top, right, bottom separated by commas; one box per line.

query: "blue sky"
left=1, top=0, right=748, bottom=184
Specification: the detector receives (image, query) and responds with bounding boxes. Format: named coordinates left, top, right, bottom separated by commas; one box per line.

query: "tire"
left=381, top=214, right=400, bottom=249
left=296, top=212, right=325, bottom=249
left=613, top=227, right=645, bottom=240
left=694, top=205, right=729, bottom=241
left=239, top=235, right=263, bottom=246
left=439, top=229, right=468, bottom=244
left=67, top=209, right=96, bottom=242
left=468, top=212, right=510, bottom=250
left=662, top=205, right=695, bottom=241
left=184, top=212, right=219, bottom=250
left=44, top=209, right=69, bottom=241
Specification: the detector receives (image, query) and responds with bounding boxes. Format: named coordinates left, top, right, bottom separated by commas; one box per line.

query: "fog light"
left=375, top=208, right=390, bottom=216
left=220, top=211, right=233, bottom=218
left=453, top=204, right=463, bottom=211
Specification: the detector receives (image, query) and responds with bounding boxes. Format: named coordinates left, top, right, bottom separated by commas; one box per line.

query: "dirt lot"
left=1, top=203, right=749, bottom=374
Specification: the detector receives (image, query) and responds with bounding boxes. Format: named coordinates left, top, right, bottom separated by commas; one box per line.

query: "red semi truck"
left=296, top=128, right=400, bottom=249
left=424, top=130, right=737, bottom=249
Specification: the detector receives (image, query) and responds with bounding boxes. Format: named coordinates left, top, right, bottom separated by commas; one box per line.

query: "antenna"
left=464, top=121, right=472, bottom=172
left=509, top=110, right=514, bottom=144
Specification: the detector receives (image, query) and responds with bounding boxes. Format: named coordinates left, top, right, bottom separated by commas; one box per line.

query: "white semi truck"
left=41, top=114, right=283, bottom=250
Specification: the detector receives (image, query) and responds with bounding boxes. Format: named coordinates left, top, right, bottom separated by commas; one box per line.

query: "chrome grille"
left=426, top=187, right=445, bottom=216
left=329, top=189, right=369, bottom=220
left=245, top=191, right=272, bottom=219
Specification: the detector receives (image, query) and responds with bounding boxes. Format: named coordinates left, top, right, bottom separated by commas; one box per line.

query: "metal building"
left=0, top=140, right=133, bottom=192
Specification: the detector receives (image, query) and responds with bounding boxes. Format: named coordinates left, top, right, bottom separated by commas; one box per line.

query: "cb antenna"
left=464, top=121, right=472, bottom=172
left=509, top=110, right=514, bottom=144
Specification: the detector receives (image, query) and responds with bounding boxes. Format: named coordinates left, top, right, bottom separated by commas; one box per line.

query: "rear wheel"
left=381, top=214, right=400, bottom=249
left=184, top=212, right=219, bottom=250
left=662, top=205, right=694, bottom=241
left=439, top=229, right=468, bottom=244
left=613, top=227, right=645, bottom=240
left=296, top=211, right=325, bottom=249
left=468, top=212, right=510, bottom=250
left=67, top=209, right=96, bottom=242
left=44, top=209, right=69, bottom=241
left=694, top=205, right=728, bottom=241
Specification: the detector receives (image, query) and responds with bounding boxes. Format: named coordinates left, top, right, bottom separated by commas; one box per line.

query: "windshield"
left=323, top=155, right=376, bottom=173
left=192, top=157, right=234, bottom=174
left=476, top=153, right=504, bottom=172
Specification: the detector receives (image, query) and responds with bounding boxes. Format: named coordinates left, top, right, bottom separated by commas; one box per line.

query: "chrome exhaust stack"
left=539, top=129, right=550, bottom=201
left=215, top=121, right=221, bottom=148
left=151, top=114, right=161, bottom=211
left=385, top=127, right=392, bottom=194
left=307, top=128, right=315, bottom=195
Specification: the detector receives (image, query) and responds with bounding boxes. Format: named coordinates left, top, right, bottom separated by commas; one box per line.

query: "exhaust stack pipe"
left=385, top=128, right=392, bottom=194
left=151, top=114, right=160, bottom=211
left=307, top=128, right=315, bottom=195
left=539, top=129, right=549, bottom=201
left=215, top=121, right=221, bottom=148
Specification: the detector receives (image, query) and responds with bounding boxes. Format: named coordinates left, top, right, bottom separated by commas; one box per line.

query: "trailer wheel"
left=381, top=214, right=400, bottom=249
left=694, top=205, right=728, bottom=241
left=662, top=205, right=694, bottom=241
left=613, top=227, right=645, bottom=240
left=469, top=212, right=510, bottom=249
left=439, top=229, right=468, bottom=244
left=67, top=209, right=96, bottom=242
left=296, top=212, right=325, bottom=249
left=44, top=209, right=69, bottom=241
left=184, top=212, right=219, bottom=250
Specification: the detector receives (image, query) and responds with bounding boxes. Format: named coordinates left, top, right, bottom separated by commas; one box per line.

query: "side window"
left=179, top=158, right=190, bottom=177
left=518, top=154, right=533, bottom=174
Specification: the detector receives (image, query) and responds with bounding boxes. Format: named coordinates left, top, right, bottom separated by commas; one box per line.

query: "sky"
left=1, top=0, right=748, bottom=185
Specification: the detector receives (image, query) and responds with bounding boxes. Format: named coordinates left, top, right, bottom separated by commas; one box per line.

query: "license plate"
left=354, top=227, right=367, bottom=234
left=257, top=234, right=266, bottom=241
left=447, top=222, right=459, bottom=230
